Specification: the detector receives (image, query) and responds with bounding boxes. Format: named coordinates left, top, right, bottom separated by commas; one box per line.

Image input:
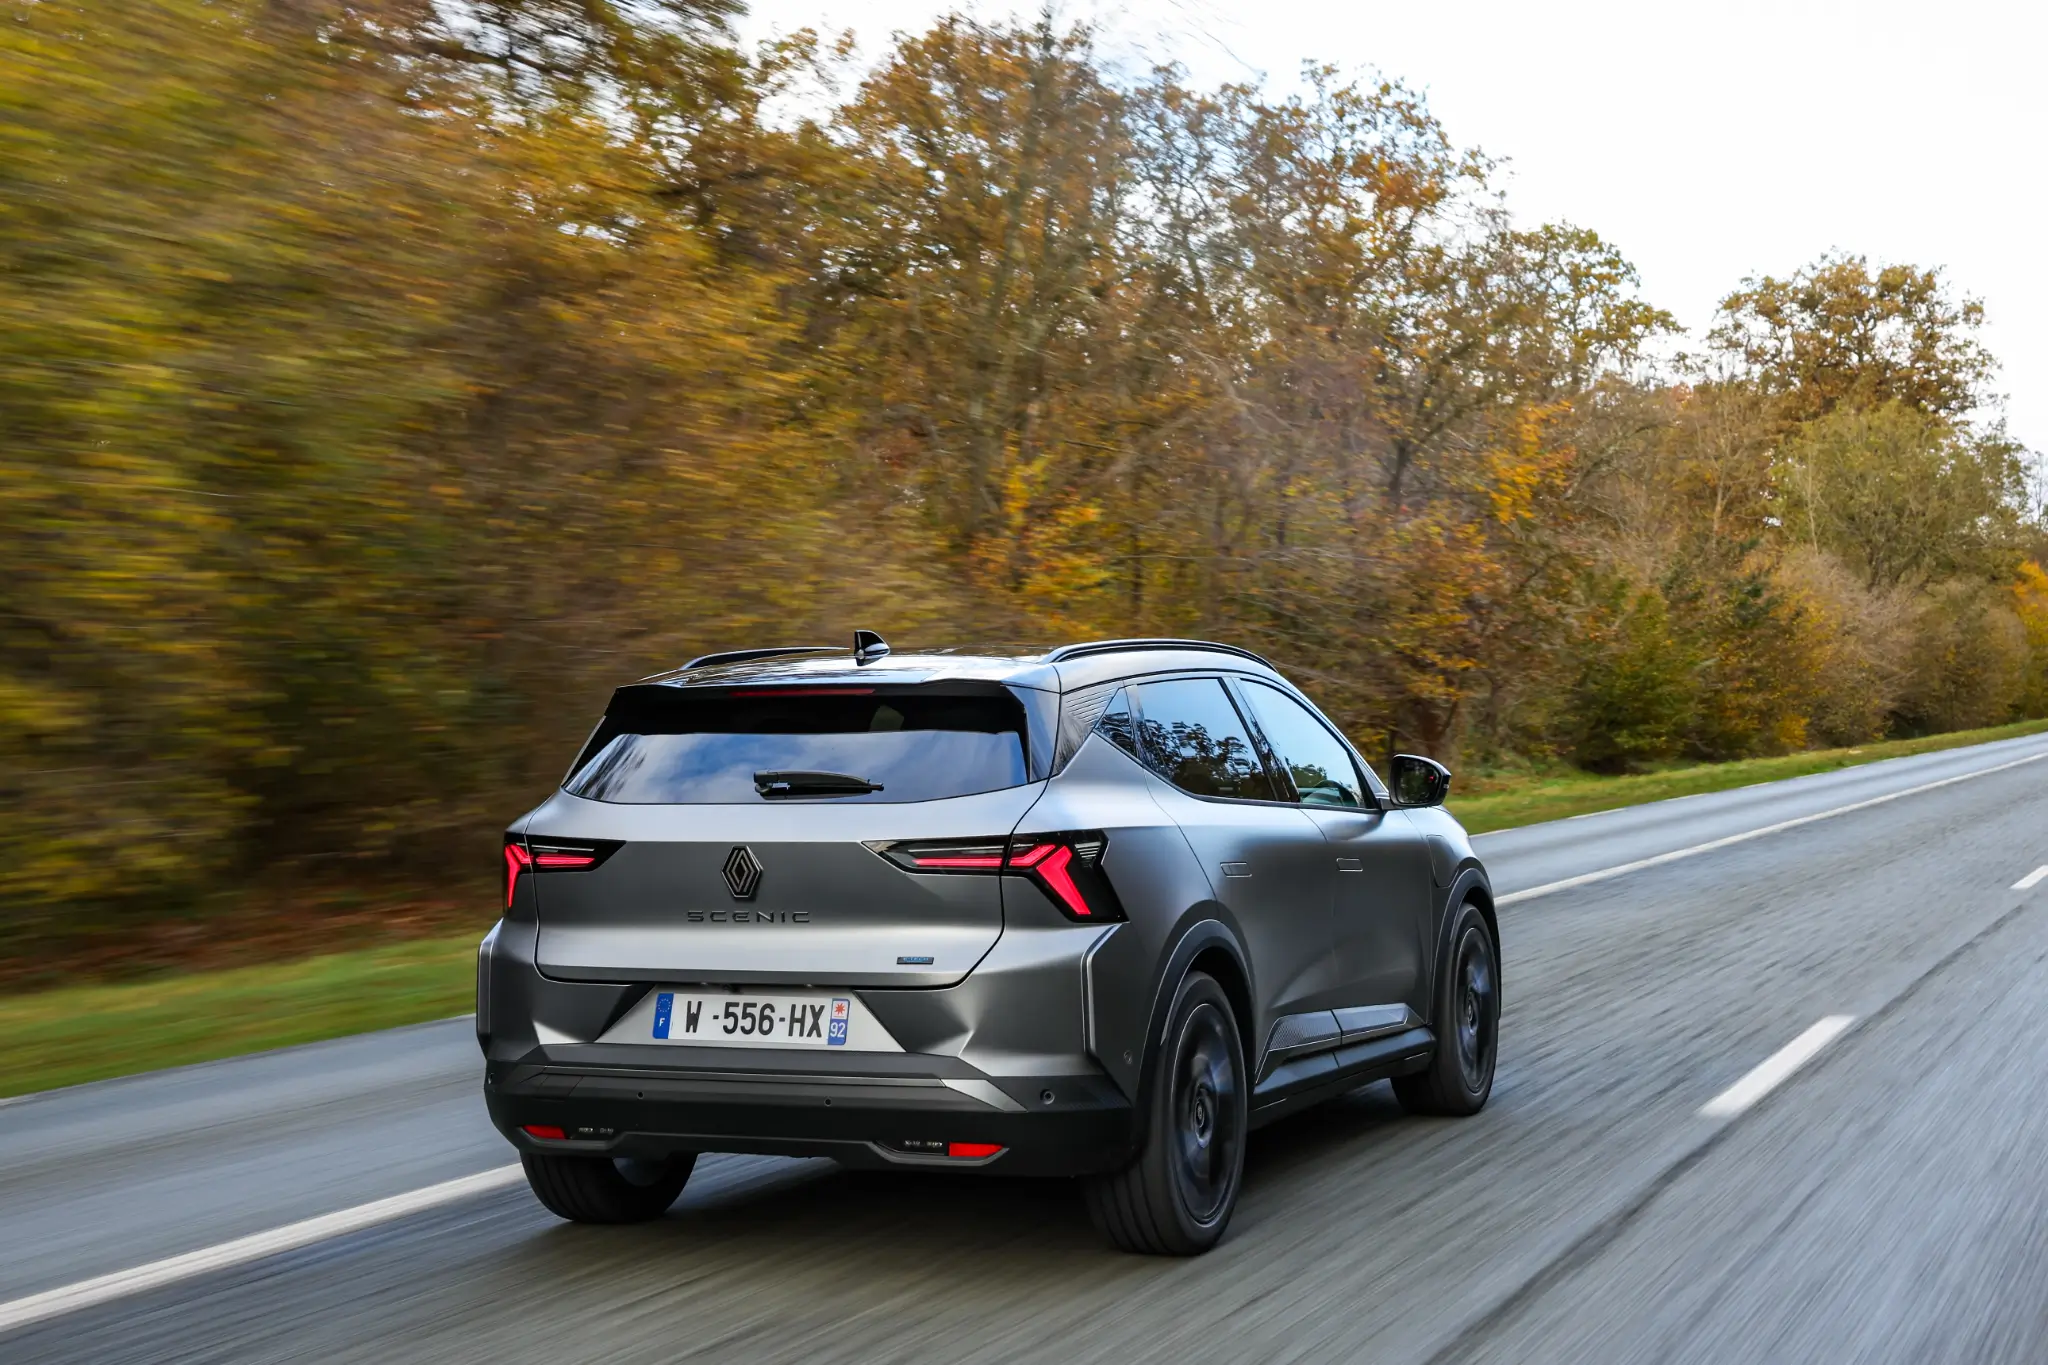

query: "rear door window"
left=1238, top=681, right=1367, bottom=808
left=564, top=687, right=1029, bottom=803
left=1131, top=678, right=1278, bottom=801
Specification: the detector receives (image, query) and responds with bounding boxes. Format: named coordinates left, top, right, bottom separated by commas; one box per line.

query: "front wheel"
left=1393, top=900, right=1499, bottom=1116
left=1084, top=970, right=1247, bottom=1255
left=523, top=1152, right=696, bottom=1223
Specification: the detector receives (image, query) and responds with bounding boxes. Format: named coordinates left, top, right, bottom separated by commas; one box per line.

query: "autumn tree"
left=1712, top=255, right=1996, bottom=424
left=3, top=4, right=2042, bottom=962
left=823, top=18, right=1131, bottom=556
left=1779, top=403, right=2026, bottom=590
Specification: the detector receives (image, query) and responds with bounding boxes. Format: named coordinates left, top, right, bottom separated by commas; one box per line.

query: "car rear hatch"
left=520, top=680, right=1050, bottom=988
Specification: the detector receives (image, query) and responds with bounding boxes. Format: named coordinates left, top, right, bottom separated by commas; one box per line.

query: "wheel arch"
left=1128, top=918, right=1257, bottom=1141
left=1186, top=943, right=1256, bottom=1067
left=1426, top=865, right=1499, bottom=1021
left=1459, top=869, right=1498, bottom=954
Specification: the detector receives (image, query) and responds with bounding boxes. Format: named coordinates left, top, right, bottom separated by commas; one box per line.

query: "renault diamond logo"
left=722, top=845, right=763, bottom=900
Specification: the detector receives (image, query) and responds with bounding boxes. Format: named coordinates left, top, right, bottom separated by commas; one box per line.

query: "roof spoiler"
left=1046, top=638, right=1273, bottom=667
left=674, top=646, right=833, bottom=673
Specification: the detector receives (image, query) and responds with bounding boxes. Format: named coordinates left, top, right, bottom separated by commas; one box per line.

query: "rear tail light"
left=503, top=841, right=532, bottom=908
left=892, top=840, right=1008, bottom=870
left=885, top=1139, right=1009, bottom=1161
left=867, top=832, right=1123, bottom=923
left=503, top=835, right=622, bottom=907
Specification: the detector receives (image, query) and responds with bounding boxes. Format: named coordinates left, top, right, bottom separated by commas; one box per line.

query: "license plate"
left=651, top=992, right=850, bottom=1047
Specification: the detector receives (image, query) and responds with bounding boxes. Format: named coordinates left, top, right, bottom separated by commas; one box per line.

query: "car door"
left=1114, top=678, right=1342, bottom=1019
left=1233, top=678, right=1434, bottom=1017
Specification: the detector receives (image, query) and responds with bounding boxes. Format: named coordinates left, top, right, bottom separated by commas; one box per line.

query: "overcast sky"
left=741, top=0, right=2047, bottom=453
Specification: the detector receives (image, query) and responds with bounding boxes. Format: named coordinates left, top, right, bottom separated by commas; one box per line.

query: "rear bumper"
left=484, top=1052, right=1134, bottom=1176
left=480, top=908, right=1137, bottom=1175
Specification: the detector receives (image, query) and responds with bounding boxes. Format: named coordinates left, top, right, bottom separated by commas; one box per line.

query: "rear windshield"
left=563, top=687, right=1030, bottom=804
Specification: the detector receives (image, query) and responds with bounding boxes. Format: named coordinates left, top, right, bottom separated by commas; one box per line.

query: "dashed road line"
left=1699, top=1016, right=1856, bottom=1119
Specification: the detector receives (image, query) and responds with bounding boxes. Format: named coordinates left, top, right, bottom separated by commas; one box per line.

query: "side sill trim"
left=1248, top=1027, right=1435, bottom=1125
left=1258, top=1004, right=1422, bottom=1080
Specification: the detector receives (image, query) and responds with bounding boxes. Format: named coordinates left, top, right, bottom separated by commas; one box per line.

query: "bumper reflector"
left=521, top=1124, right=567, bottom=1140
left=947, top=1142, right=1005, bottom=1160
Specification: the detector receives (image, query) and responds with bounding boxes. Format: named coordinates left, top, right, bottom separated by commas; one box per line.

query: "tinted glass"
left=1097, top=689, right=1140, bottom=760
left=564, top=689, right=1028, bottom=804
left=1132, top=678, right=1276, bottom=800
left=1240, top=681, right=1365, bottom=808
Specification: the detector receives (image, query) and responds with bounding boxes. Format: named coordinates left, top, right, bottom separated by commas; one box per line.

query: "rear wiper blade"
left=753, top=770, right=885, bottom=797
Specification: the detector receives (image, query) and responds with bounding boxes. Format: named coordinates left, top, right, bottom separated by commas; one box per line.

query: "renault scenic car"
left=478, top=635, right=1498, bottom=1254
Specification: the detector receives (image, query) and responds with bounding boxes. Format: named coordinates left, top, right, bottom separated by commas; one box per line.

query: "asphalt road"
left=7, top=732, right=2048, bottom=1363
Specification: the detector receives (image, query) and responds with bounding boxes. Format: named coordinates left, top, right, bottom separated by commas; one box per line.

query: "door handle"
left=1335, top=858, right=1363, bottom=872
left=1220, top=861, right=1252, bottom=879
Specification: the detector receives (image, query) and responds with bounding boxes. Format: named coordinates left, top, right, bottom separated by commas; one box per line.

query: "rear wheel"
left=1084, top=971, right=1246, bottom=1255
left=522, top=1152, right=696, bottom=1223
left=1394, top=900, right=1499, bottom=1116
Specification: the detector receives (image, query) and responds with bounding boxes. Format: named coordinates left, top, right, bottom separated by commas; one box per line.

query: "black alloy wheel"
left=1451, top=918, right=1499, bottom=1090
left=1085, top=971, right=1248, bottom=1254
left=1393, top=900, right=1499, bottom=1116
left=1169, top=992, right=1244, bottom=1226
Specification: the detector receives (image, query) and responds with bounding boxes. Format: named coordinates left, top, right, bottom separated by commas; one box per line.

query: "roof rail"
left=1045, top=638, right=1274, bottom=668
left=678, top=645, right=835, bottom=672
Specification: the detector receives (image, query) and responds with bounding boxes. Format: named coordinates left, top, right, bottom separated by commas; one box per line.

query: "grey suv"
left=479, top=636, right=1498, bottom=1254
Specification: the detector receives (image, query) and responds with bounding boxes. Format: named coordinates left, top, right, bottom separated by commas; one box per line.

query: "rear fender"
left=477, top=916, right=644, bottom=1062
left=1023, top=733, right=1234, bottom=1102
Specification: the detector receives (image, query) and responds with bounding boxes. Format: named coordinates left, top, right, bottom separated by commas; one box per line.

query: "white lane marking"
left=2014, top=866, right=2048, bottom=892
left=1700, top=1016, right=1855, bottom=1119
left=1495, top=748, right=2048, bottom=906
left=0, top=1164, right=523, bottom=1335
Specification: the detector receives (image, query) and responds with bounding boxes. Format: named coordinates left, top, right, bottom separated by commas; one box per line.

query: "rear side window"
left=564, top=687, right=1029, bottom=804
left=1097, top=689, right=1140, bottom=760
left=1238, top=681, right=1366, bottom=808
left=1131, top=678, right=1277, bottom=801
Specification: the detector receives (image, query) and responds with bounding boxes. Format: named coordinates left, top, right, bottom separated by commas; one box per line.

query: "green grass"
left=1448, top=716, right=2048, bottom=834
left=0, top=934, right=479, bottom=1099
left=7, top=714, right=2047, bottom=1100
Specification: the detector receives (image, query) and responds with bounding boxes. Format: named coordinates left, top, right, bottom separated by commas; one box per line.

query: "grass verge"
left=8, top=714, right=2048, bottom=1100
left=0, top=934, right=478, bottom=1099
left=1448, top=716, right=2048, bottom=834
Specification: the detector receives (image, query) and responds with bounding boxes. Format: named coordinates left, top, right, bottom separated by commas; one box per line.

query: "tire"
left=1393, top=900, right=1499, bottom=1117
left=1084, top=970, right=1247, bottom=1255
left=522, top=1152, right=697, bottom=1224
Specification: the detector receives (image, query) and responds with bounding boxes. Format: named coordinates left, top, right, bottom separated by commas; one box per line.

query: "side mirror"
left=1389, top=754, right=1451, bottom=807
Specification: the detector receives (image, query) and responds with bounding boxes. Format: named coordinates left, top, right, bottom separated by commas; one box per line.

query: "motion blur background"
left=6, top=0, right=2045, bottom=978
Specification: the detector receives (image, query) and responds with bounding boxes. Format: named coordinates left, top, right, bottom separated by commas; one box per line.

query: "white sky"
left=741, top=1, right=2048, bottom=453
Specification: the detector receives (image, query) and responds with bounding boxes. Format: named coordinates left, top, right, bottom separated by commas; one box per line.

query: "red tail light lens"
left=899, top=841, right=1007, bottom=870
left=867, top=833, right=1122, bottom=923
left=1031, top=845, right=1088, bottom=918
left=503, top=841, right=532, bottom=908
left=503, top=836, right=621, bottom=908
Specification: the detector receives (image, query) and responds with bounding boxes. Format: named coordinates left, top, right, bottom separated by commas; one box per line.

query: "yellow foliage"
left=0, top=2, right=2037, bottom=955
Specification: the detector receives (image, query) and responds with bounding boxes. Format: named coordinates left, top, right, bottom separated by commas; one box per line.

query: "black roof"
left=635, top=639, right=1282, bottom=693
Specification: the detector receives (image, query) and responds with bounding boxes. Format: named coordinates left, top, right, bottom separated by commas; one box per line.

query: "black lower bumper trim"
left=487, top=1062, right=1134, bottom=1177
